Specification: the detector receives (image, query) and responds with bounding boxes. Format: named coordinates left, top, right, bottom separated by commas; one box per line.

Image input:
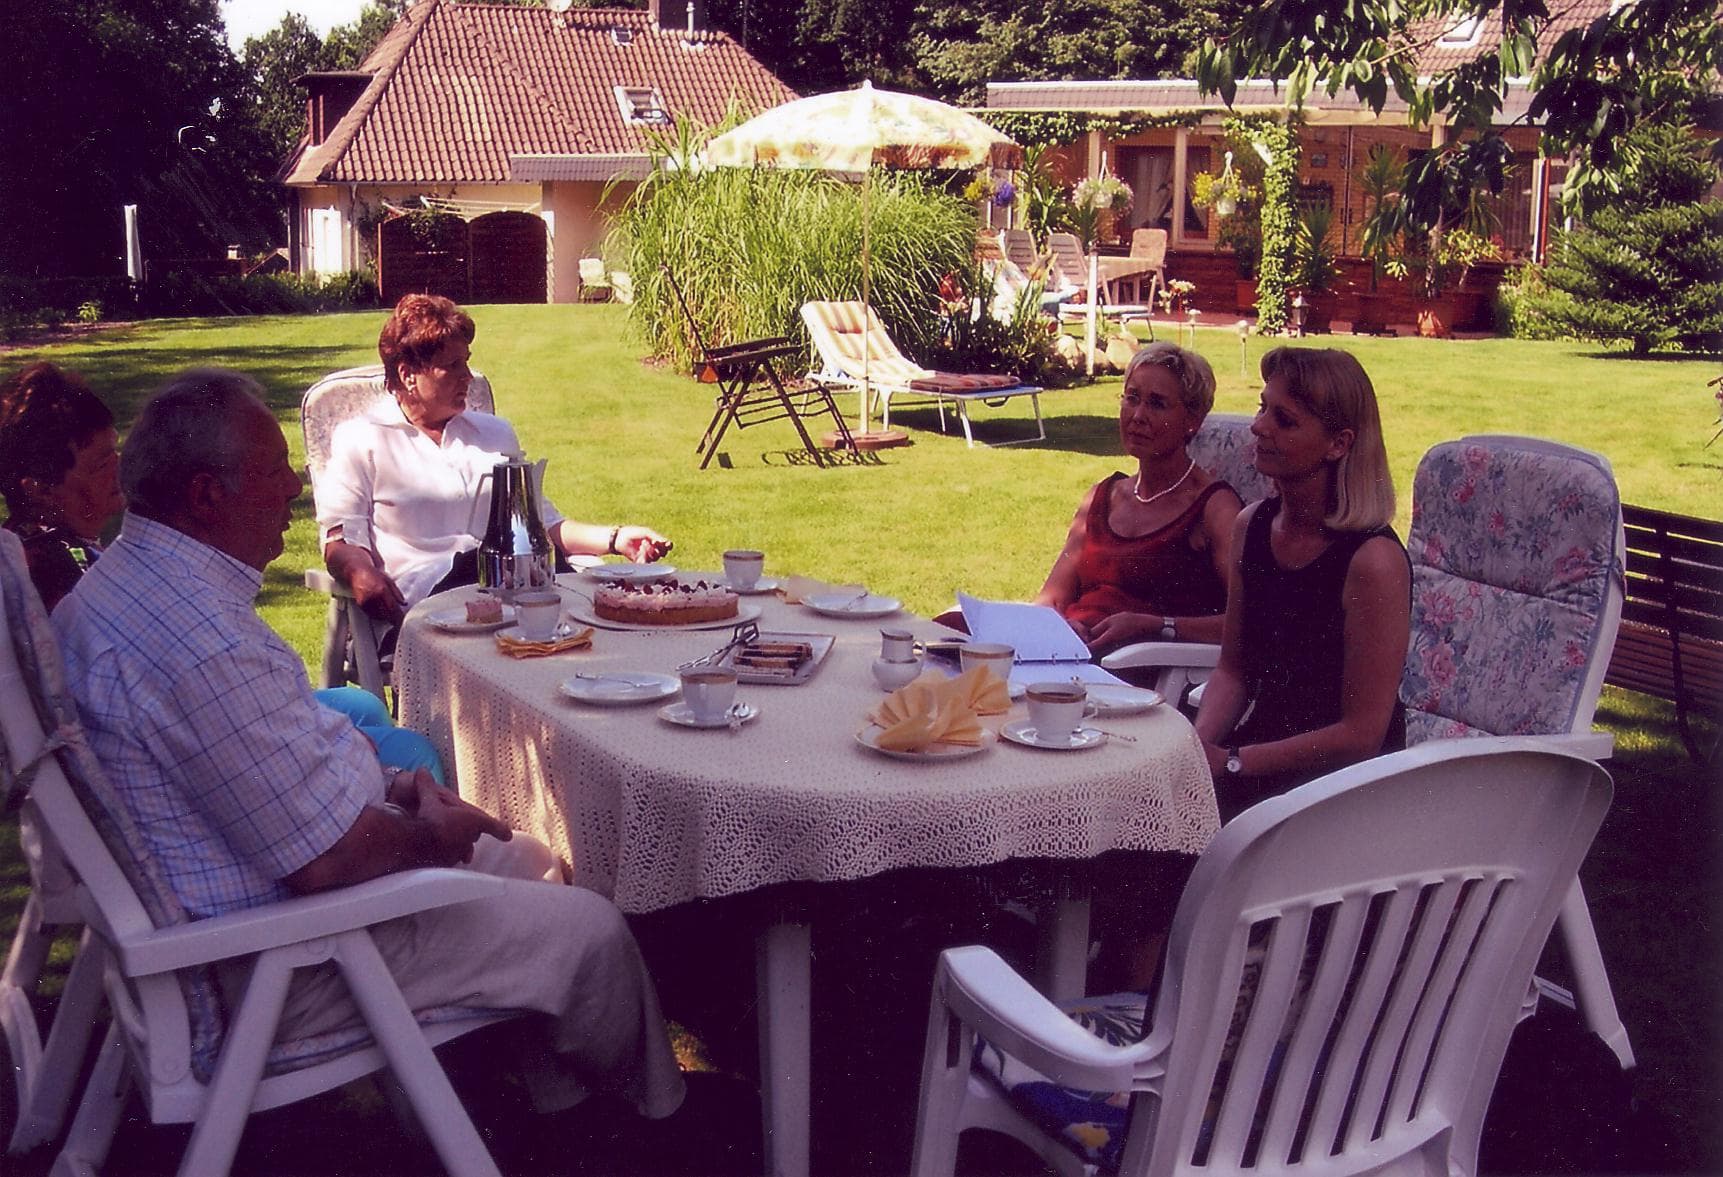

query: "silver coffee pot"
left=473, top=455, right=554, bottom=601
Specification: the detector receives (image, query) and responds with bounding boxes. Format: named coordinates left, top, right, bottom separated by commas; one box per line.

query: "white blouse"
left=315, top=403, right=566, bottom=608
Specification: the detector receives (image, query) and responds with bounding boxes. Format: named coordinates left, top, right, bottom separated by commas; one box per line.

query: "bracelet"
left=607, top=525, right=621, bottom=555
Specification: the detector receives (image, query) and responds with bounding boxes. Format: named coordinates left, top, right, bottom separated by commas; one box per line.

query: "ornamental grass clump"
left=615, top=145, right=980, bottom=375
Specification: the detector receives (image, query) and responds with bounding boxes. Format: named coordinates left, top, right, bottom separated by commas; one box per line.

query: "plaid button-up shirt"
left=53, top=513, right=383, bottom=917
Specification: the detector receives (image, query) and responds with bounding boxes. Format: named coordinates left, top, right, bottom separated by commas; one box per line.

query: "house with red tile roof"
left=280, top=0, right=795, bottom=303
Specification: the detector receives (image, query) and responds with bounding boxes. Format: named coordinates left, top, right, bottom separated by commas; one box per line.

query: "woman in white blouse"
left=318, top=294, right=670, bottom=626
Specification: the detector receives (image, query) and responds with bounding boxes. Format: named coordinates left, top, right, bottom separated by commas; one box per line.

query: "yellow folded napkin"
left=779, top=576, right=864, bottom=606
left=867, top=670, right=990, bottom=751
left=495, top=626, right=595, bottom=658
left=952, top=665, right=1011, bottom=716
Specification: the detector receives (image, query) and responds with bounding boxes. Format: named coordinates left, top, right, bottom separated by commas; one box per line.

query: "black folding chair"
left=662, top=266, right=857, bottom=467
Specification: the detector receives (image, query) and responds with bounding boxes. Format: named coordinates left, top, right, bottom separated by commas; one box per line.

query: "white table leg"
left=755, top=920, right=812, bottom=1177
left=1036, top=876, right=1092, bottom=1002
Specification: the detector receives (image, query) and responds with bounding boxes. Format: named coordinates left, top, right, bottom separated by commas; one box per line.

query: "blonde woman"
left=1195, top=347, right=1410, bottom=821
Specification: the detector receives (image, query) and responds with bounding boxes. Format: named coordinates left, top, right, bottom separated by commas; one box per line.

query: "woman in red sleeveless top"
left=1036, top=343, right=1242, bottom=654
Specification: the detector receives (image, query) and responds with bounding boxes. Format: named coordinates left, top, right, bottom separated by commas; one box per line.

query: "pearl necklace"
left=1132, top=457, right=1196, bottom=506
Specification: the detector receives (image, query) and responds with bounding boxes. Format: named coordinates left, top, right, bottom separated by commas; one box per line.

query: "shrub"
left=620, top=150, right=980, bottom=372
left=77, top=300, right=103, bottom=324
left=1516, top=121, right=1723, bottom=355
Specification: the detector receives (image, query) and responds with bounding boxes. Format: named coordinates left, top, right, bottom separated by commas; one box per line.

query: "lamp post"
left=1237, top=319, right=1249, bottom=377
left=1184, top=305, right=1199, bottom=348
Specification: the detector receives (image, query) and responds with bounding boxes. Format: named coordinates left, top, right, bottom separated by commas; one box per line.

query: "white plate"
left=565, top=601, right=764, bottom=633
left=559, top=671, right=679, bottom=705
left=658, top=701, right=759, bottom=729
left=730, top=577, right=780, bottom=596
left=428, top=604, right=515, bottom=633
left=855, top=723, right=993, bottom=761
left=805, top=592, right=902, bottom=619
left=1084, top=684, right=1164, bottom=717
left=1001, top=720, right=1106, bottom=751
left=582, top=563, right=677, bottom=584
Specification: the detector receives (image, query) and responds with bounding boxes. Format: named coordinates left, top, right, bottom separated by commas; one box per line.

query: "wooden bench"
left=1605, top=504, right=1723, bottom=760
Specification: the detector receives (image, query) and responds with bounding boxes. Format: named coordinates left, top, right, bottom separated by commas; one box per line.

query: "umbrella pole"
left=1086, top=249, right=1098, bottom=377
left=861, top=169, right=872, bottom=433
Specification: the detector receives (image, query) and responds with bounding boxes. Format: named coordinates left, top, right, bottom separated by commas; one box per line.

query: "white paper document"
left=956, top=593, right=1129, bottom=688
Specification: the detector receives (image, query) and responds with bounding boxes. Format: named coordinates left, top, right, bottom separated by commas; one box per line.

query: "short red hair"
left=378, top=294, right=476, bottom=393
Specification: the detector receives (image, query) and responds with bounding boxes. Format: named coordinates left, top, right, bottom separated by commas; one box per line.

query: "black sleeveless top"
left=1230, top=497, right=1408, bottom=755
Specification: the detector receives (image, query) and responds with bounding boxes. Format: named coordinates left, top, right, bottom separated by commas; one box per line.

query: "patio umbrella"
left=705, top=81, right=1022, bottom=441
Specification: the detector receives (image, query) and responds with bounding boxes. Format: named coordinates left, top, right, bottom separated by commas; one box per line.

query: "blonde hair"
left=1122, top=341, right=1217, bottom=419
left=1260, top=347, right=1395, bottom=531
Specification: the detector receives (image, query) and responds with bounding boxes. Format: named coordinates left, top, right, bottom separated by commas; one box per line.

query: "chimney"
left=647, top=0, right=701, bottom=32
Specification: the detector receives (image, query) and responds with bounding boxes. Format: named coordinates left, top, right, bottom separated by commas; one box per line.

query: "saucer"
left=428, top=604, right=515, bottom=633
left=658, top=701, right=759, bottom=729
left=559, top=671, right=679, bottom=705
left=1000, top=720, right=1106, bottom=751
left=729, top=577, right=780, bottom=595
left=498, top=619, right=576, bottom=643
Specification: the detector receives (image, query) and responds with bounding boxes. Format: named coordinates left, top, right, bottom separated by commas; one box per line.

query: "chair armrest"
left=1100, top=641, right=1222, bottom=673
left=304, top=567, right=354, bottom=600
left=105, top=868, right=505, bottom=978
left=936, top=945, right=1164, bottom=1095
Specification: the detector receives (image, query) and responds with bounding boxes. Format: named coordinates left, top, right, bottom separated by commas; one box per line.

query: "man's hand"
left=388, top=769, right=511, bottom=865
left=615, top=526, right=673, bottom=564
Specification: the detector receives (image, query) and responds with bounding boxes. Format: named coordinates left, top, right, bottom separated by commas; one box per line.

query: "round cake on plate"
left=593, top=578, right=739, bottom=625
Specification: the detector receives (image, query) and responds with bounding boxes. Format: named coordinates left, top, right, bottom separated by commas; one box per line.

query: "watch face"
left=1226, top=754, right=1243, bottom=775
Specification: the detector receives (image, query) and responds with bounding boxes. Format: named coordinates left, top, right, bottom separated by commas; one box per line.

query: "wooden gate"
left=377, top=210, right=547, bottom=304
left=470, top=211, right=546, bottom=304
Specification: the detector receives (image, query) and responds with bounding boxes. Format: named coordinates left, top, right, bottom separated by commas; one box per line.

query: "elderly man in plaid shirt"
left=52, top=368, right=685, bottom=1123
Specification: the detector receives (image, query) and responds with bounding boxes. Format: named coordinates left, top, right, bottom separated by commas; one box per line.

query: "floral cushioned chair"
left=0, top=530, right=521, bottom=1176
left=299, top=364, right=495, bottom=699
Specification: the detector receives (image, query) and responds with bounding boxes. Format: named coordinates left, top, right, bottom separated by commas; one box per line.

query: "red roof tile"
left=1412, top=1, right=1614, bottom=75
left=284, top=0, right=797, bottom=185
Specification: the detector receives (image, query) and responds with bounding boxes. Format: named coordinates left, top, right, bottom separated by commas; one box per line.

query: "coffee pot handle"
left=466, top=470, right=494, bottom=536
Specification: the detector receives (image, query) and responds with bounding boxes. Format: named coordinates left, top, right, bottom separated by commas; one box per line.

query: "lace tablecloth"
left=396, top=581, right=1219, bottom=914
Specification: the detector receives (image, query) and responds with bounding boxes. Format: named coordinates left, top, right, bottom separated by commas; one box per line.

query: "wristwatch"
left=1224, top=745, right=1243, bottom=777
left=1160, top=616, right=1178, bottom=641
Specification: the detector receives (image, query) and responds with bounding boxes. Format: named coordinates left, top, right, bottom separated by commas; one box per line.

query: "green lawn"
left=6, top=305, right=1718, bottom=672
left=2, top=308, right=1718, bottom=1171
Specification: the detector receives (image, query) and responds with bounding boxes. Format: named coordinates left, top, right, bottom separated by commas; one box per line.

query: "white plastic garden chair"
left=0, top=529, right=518, bottom=1176
left=910, top=738, right=1613, bottom=1177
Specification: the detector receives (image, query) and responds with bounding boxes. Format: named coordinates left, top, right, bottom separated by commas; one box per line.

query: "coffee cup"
left=680, top=667, right=738, bottom=722
left=722, top=549, right=765, bottom=590
left=513, top=589, right=563, bottom=641
left=959, top=642, right=1015, bottom=685
left=1025, top=682, right=1087, bottom=741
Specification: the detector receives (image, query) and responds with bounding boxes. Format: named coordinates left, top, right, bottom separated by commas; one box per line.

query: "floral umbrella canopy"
left=705, top=81, right=1022, bottom=435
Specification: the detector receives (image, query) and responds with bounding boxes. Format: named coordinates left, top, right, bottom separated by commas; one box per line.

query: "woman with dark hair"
left=318, top=294, right=671, bottom=625
left=1195, top=346, right=1411, bottom=821
left=0, top=363, right=123, bottom=612
left=1036, top=342, right=1242, bottom=653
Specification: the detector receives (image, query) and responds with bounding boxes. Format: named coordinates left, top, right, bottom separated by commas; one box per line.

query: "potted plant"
left=1069, top=174, right=1134, bottom=252
left=1191, top=149, right=1264, bottom=312
left=1290, top=204, right=1340, bottom=333
left=1353, top=144, right=1408, bottom=334
left=1410, top=226, right=1504, bottom=337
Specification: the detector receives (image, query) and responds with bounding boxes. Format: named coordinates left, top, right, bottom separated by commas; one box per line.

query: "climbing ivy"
left=1246, top=117, right=1300, bottom=334
left=979, top=110, right=1205, bottom=149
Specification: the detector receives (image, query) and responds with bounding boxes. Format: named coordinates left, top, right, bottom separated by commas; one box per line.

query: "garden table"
left=396, top=579, right=1217, bottom=1177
